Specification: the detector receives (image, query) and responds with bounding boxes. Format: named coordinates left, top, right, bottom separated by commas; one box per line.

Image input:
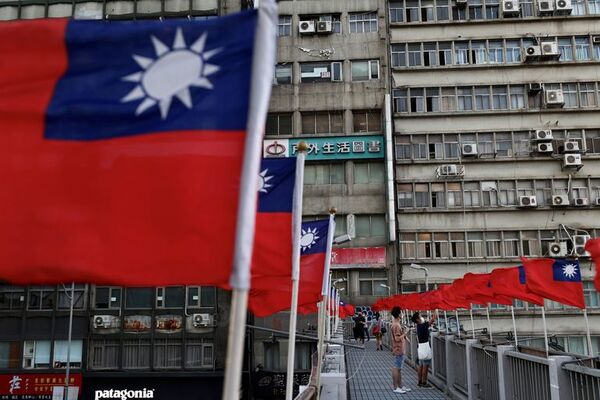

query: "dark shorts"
left=394, top=354, right=405, bottom=369
left=417, top=358, right=432, bottom=366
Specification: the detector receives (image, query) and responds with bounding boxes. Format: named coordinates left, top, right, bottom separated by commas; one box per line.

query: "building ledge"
left=391, top=60, right=600, bottom=72
left=389, top=14, right=600, bottom=29
left=393, top=107, right=600, bottom=118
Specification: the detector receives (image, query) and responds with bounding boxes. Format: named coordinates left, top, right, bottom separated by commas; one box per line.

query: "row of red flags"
left=373, top=239, right=600, bottom=312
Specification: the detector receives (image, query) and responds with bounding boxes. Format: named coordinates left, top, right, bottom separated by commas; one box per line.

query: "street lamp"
left=408, top=263, right=429, bottom=292
left=379, top=283, right=391, bottom=296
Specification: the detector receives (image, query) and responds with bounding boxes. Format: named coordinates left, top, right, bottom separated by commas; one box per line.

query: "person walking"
left=372, top=314, right=384, bottom=350
left=353, top=312, right=366, bottom=344
left=391, top=306, right=412, bottom=394
left=411, top=311, right=437, bottom=388
left=364, top=316, right=371, bottom=342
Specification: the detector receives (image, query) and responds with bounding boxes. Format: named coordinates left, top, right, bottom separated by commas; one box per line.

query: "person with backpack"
left=372, top=314, right=384, bottom=350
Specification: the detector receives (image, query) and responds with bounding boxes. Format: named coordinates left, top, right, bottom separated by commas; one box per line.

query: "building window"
left=156, top=286, right=185, bottom=308
left=358, top=270, right=388, bottom=296
left=563, top=83, right=579, bottom=108
left=390, top=1, right=404, bottom=22
left=391, top=44, right=407, bottom=67
left=125, top=288, right=154, bottom=309
left=94, top=287, right=122, bottom=309
left=263, top=342, right=280, bottom=370
left=57, top=285, right=86, bottom=310
left=447, top=183, right=463, bottom=207
left=187, top=287, right=216, bottom=308
left=354, top=162, right=384, bottom=184
left=331, top=270, right=349, bottom=293
left=0, top=342, right=20, bottom=369
left=559, top=38, right=574, bottom=61
left=273, top=63, right=292, bottom=85
left=575, top=36, right=591, bottom=60
left=503, top=232, right=519, bottom=257
left=277, top=15, right=291, bottom=37
left=295, top=342, right=314, bottom=370
left=351, top=60, right=379, bottom=81
left=393, top=89, right=408, bottom=112
left=355, top=215, right=386, bottom=238
left=154, top=339, right=182, bottom=369
left=467, top=232, right=484, bottom=258
left=353, top=110, right=381, bottom=133
left=301, top=111, right=344, bottom=135
left=584, top=282, right=600, bottom=308
left=185, top=339, right=214, bottom=369
left=349, top=12, right=378, bottom=33
left=399, top=233, right=416, bottom=259
left=89, top=340, right=120, bottom=370
left=509, top=86, right=525, bottom=109
left=457, top=87, right=473, bottom=110
left=579, top=83, right=597, bottom=107
left=304, top=163, right=345, bottom=185
left=53, top=340, right=83, bottom=368
left=0, top=286, right=24, bottom=310
left=265, top=113, right=293, bottom=136
left=506, top=40, right=521, bottom=63
left=485, top=232, right=502, bottom=257
left=300, top=62, right=343, bottom=83
left=123, top=339, right=151, bottom=369
left=22, top=341, right=51, bottom=369
left=27, top=286, right=55, bottom=311
left=474, top=87, right=491, bottom=110
left=450, top=232, right=466, bottom=258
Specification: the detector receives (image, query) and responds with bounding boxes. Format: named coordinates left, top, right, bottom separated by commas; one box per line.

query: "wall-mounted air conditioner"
left=572, top=235, right=591, bottom=257
left=523, top=45, right=541, bottom=61
left=545, top=89, right=565, bottom=107
left=519, top=196, right=538, bottom=207
left=537, top=142, right=553, bottom=153
left=93, top=315, right=119, bottom=329
left=299, top=20, right=316, bottom=35
left=548, top=242, right=568, bottom=257
left=555, top=0, right=573, bottom=13
left=440, top=164, right=458, bottom=176
left=562, top=140, right=580, bottom=152
left=540, top=41, right=560, bottom=59
left=501, top=0, right=520, bottom=14
left=532, top=129, right=552, bottom=140
left=192, top=313, right=214, bottom=328
left=563, top=153, right=582, bottom=167
left=538, top=0, right=555, bottom=14
left=551, top=195, right=569, bottom=206
left=461, top=143, right=478, bottom=156
left=573, top=197, right=589, bottom=206
left=317, top=20, right=333, bottom=34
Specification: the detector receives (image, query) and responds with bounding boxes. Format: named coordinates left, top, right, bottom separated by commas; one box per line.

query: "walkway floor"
left=346, top=340, right=449, bottom=400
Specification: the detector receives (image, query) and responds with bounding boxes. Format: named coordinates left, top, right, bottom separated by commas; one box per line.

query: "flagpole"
left=541, top=306, right=549, bottom=357
left=444, top=311, right=449, bottom=334
left=583, top=308, right=593, bottom=357
left=485, top=305, right=493, bottom=343
left=510, top=305, right=518, bottom=348
left=469, top=305, right=475, bottom=339
left=455, top=310, right=461, bottom=338
left=223, top=1, right=277, bottom=399
left=285, top=143, right=307, bottom=400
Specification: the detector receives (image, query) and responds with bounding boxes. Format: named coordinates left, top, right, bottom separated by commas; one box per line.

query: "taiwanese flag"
left=248, top=219, right=331, bottom=316
left=461, top=273, right=513, bottom=306
left=250, top=158, right=296, bottom=291
left=522, top=258, right=585, bottom=309
left=0, top=12, right=275, bottom=287
left=585, top=238, right=600, bottom=292
left=490, top=266, right=544, bottom=306
left=437, top=284, right=471, bottom=309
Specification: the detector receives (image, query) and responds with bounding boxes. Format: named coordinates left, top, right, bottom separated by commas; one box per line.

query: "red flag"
left=585, top=238, right=600, bottom=292
left=522, top=258, right=585, bottom=309
left=437, top=284, right=471, bottom=309
left=462, top=273, right=513, bottom=306
left=490, top=266, right=544, bottom=306
left=0, top=14, right=270, bottom=287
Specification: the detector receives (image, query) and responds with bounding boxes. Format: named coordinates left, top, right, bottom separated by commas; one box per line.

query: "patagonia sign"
left=94, top=388, right=155, bottom=400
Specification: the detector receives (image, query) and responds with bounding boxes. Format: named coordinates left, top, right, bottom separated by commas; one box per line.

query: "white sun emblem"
left=121, top=27, right=221, bottom=119
left=562, top=263, right=578, bottom=279
left=300, top=227, right=320, bottom=252
left=258, top=169, right=274, bottom=193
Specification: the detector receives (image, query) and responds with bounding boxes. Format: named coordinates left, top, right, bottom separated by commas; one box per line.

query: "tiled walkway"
left=346, top=340, right=449, bottom=400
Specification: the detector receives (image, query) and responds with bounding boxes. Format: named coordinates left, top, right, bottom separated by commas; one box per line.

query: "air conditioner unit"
left=192, top=313, right=213, bottom=328
left=548, top=241, right=568, bottom=257
left=528, top=83, right=544, bottom=94
left=595, top=198, right=600, bottom=206
left=552, top=194, right=569, bottom=206
left=593, top=36, right=600, bottom=45
left=572, top=235, right=591, bottom=257
left=93, top=315, right=117, bottom=329
left=533, top=129, right=552, bottom=140
left=316, top=20, right=333, bottom=33
left=573, top=197, right=589, bottom=206
left=563, top=140, right=580, bottom=152
left=537, top=142, right=553, bottom=153
left=501, top=0, right=520, bottom=14
left=523, top=45, right=541, bottom=61
left=461, top=143, right=478, bottom=156
left=545, top=89, right=565, bottom=107
left=555, top=0, right=573, bottom=13
left=540, top=41, right=560, bottom=58
left=298, top=20, right=316, bottom=35
left=455, top=0, right=468, bottom=7
left=519, top=195, right=538, bottom=207
left=440, top=164, right=459, bottom=176
left=563, top=153, right=582, bottom=167
left=538, top=0, right=555, bottom=14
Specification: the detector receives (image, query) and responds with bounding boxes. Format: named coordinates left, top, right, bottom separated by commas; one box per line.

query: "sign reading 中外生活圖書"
left=262, top=135, right=384, bottom=160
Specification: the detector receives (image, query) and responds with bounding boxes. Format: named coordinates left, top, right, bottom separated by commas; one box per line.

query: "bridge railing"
left=432, top=334, right=447, bottom=382
left=563, top=362, right=600, bottom=400
left=472, top=343, right=499, bottom=400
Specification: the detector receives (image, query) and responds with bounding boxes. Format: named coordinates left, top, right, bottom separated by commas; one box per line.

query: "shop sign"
left=123, top=315, right=151, bottom=333
left=263, top=135, right=384, bottom=161
left=252, top=371, right=310, bottom=399
left=331, top=247, right=386, bottom=269
left=0, top=373, right=82, bottom=399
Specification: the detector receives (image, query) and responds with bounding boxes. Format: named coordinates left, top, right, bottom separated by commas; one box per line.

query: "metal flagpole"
left=485, top=305, right=493, bottom=343
left=541, top=306, right=549, bottom=357
left=469, top=305, right=475, bottom=339
left=583, top=308, right=593, bottom=357
left=285, top=143, right=307, bottom=400
left=63, top=283, right=75, bottom=400
left=510, top=306, right=518, bottom=348
left=455, top=310, right=461, bottom=338
left=316, top=211, right=336, bottom=365
left=223, top=1, right=276, bottom=399
left=444, top=311, right=449, bottom=334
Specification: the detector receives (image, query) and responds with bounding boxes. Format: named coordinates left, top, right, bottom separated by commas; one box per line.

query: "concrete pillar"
left=495, top=345, right=514, bottom=400
left=548, top=355, right=574, bottom=400
left=465, top=339, right=479, bottom=400
left=445, top=335, right=455, bottom=393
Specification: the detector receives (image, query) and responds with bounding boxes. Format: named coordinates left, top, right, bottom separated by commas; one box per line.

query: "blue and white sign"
left=263, top=135, right=384, bottom=160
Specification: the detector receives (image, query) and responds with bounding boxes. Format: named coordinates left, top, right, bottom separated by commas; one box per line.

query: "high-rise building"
left=388, top=0, right=600, bottom=353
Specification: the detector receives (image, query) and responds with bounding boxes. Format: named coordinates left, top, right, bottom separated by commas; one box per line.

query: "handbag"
left=418, top=342, right=433, bottom=360
left=381, top=326, right=387, bottom=334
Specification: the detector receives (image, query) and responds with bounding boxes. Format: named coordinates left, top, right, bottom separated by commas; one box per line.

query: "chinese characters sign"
left=331, top=247, right=386, bottom=269
left=0, top=373, right=82, bottom=399
left=263, top=135, right=384, bottom=161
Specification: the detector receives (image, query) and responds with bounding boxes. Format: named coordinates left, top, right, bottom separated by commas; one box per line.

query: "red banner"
left=331, top=247, right=386, bottom=269
left=0, top=373, right=82, bottom=398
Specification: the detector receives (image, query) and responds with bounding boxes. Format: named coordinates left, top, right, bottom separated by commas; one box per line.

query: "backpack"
left=372, top=321, right=381, bottom=334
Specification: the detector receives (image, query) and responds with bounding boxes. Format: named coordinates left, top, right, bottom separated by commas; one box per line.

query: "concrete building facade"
left=388, top=0, right=600, bottom=354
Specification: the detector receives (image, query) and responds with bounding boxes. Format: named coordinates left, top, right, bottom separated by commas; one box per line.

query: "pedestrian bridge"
left=295, top=322, right=600, bottom=400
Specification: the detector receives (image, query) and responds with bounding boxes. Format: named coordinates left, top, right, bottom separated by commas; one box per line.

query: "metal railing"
left=507, top=351, right=551, bottom=400
left=450, top=340, right=468, bottom=394
left=433, top=335, right=447, bottom=382
left=564, top=363, right=600, bottom=400
left=473, top=344, right=499, bottom=400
